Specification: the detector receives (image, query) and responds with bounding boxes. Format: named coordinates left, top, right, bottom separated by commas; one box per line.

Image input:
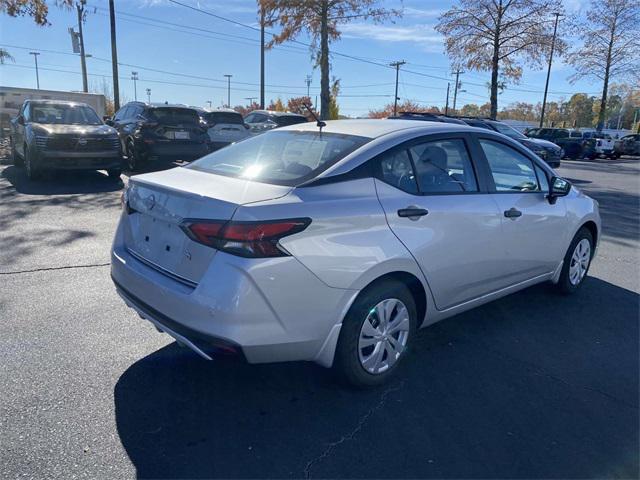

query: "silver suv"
left=111, top=120, right=600, bottom=386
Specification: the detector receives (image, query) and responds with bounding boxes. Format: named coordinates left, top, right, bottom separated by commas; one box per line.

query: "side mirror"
left=548, top=176, right=571, bottom=204
left=104, top=118, right=114, bottom=126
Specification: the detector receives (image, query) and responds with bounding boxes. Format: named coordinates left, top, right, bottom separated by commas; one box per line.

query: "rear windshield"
left=275, top=115, right=308, bottom=127
left=187, top=130, right=370, bottom=186
left=205, top=111, right=244, bottom=125
left=149, top=108, right=200, bottom=125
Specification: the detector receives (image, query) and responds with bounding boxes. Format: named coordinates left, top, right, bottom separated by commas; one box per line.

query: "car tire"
left=126, top=140, right=139, bottom=171
left=107, top=168, right=122, bottom=179
left=24, top=146, right=42, bottom=180
left=556, top=227, right=594, bottom=295
left=333, top=279, right=417, bottom=388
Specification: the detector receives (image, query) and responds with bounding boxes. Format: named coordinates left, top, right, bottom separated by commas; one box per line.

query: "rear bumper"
left=33, top=149, right=123, bottom=170
left=110, top=225, right=357, bottom=366
left=138, top=141, right=210, bottom=162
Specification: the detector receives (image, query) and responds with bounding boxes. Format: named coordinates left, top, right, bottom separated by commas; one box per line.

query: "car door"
left=112, top=106, right=131, bottom=148
left=476, top=136, right=568, bottom=284
left=14, top=102, right=28, bottom=156
left=374, top=134, right=507, bottom=310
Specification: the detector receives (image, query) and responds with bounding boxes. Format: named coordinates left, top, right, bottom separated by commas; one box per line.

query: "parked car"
left=243, top=110, right=307, bottom=135
left=455, top=118, right=563, bottom=168
left=388, top=111, right=468, bottom=125
left=107, top=102, right=210, bottom=170
left=9, top=99, right=123, bottom=180
left=614, top=134, right=640, bottom=157
left=580, top=131, right=616, bottom=158
left=112, top=119, right=600, bottom=386
left=525, top=127, right=591, bottom=160
left=198, top=108, right=250, bottom=150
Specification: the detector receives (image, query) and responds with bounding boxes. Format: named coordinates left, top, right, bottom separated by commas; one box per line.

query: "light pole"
left=306, top=75, right=312, bottom=98
left=224, top=74, right=232, bottom=108
left=109, top=0, right=120, bottom=110
left=445, top=82, right=450, bottom=115
left=76, top=0, right=88, bottom=93
left=452, top=69, right=463, bottom=113
left=260, top=5, right=265, bottom=109
left=29, top=52, right=40, bottom=89
left=539, top=12, right=562, bottom=128
left=131, top=71, right=138, bottom=101
left=390, top=60, right=406, bottom=116
left=146, top=88, right=151, bottom=103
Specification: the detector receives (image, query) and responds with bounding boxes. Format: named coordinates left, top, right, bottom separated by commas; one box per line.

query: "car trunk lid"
left=124, top=167, right=292, bottom=284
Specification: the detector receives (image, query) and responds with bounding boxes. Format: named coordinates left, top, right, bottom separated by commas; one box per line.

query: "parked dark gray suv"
left=9, top=100, right=123, bottom=180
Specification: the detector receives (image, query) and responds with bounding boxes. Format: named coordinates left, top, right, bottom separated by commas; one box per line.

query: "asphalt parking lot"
left=0, top=154, right=638, bottom=479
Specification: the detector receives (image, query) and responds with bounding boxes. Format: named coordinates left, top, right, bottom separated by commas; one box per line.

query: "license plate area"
left=128, top=214, right=188, bottom=273
left=165, top=130, right=190, bottom=140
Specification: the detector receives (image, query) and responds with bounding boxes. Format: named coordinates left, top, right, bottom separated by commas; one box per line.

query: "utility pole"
left=131, top=71, right=138, bottom=101
left=390, top=60, right=406, bottom=116
left=306, top=75, right=312, bottom=98
left=146, top=88, right=151, bottom=103
left=109, top=0, right=120, bottom=111
left=260, top=5, right=265, bottom=109
left=539, top=12, right=561, bottom=128
left=452, top=69, right=463, bottom=113
left=445, top=82, right=450, bottom=115
left=224, top=74, right=232, bottom=108
left=76, top=1, right=88, bottom=93
left=244, top=97, right=257, bottom=105
left=29, top=52, right=40, bottom=89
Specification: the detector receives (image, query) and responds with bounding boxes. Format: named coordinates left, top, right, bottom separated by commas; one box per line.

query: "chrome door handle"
left=504, top=207, right=522, bottom=218
left=398, top=207, right=429, bottom=219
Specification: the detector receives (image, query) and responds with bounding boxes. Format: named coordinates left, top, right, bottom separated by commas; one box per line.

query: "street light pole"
left=29, top=52, right=40, bottom=89
left=146, top=88, right=151, bottom=104
left=306, top=75, right=312, bottom=98
left=260, top=5, right=265, bottom=109
left=206, top=100, right=212, bottom=109
left=445, top=82, right=450, bottom=115
left=131, top=71, right=138, bottom=101
left=390, top=60, right=406, bottom=116
left=539, top=12, right=561, bottom=128
left=108, top=0, right=120, bottom=111
left=224, top=74, right=232, bottom=108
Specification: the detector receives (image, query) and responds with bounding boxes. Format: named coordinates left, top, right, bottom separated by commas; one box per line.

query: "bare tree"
left=436, top=0, right=565, bottom=119
left=567, top=0, right=640, bottom=129
left=258, top=0, right=400, bottom=120
left=0, top=48, right=14, bottom=64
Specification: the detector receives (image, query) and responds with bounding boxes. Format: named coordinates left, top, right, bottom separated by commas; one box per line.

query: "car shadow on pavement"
left=1, top=165, right=123, bottom=195
left=114, top=278, right=639, bottom=479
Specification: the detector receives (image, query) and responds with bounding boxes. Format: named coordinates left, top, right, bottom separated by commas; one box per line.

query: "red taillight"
left=181, top=218, right=311, bottom=258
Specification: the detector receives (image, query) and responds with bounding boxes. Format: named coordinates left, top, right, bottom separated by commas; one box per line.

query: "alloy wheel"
left=569, top=238, right=591, bottom=286
left=358, top=298, right=410, bottom=374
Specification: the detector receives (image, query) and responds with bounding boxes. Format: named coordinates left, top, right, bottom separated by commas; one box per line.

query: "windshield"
left=275, top=115, right=308, bottom=127
left=30, top=104, right=102, bottom=125
left=149, top=108, right=200, bottom=125
left=490, top=122, right=526, bottom=140
left=188, top=130, right=370, bottom=186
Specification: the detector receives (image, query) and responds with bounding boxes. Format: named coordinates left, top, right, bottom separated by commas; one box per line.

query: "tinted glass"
left=378, top=149, right=418, bottom=194
left=479, top=139, right=540, bottom=192
left=535, top=164, right=549, bottom=192
left=490, top=121, right=526, bottom=140
left=275, top=115, right=308, bottom=127
left=29, top=103, right=102, bottom=125
left=149, top=107, right=200, bottom=125
left=205, top=111, right=244, bottom=125
left=188, top=130, right=370, bottom=186
left=555, top=130, right=569, bottom=138
left=409, top=139, right=478, bottom=193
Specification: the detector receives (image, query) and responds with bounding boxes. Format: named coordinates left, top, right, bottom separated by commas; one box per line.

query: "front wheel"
left=333, top=280, right=416, bottom=387
left=24, top=146, right=42, bottom=180
left=10, top=137, right=24, bottom=166
left=126, top=140, right=140, bottom=171
left=556, top=228, right=594, bottom=294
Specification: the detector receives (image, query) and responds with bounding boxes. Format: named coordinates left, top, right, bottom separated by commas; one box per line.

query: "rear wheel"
left=334, top=280, right=416, bottom=387
left=126, top=140, right=140, bottom=171
left=556, top=228, right=594, bottom=294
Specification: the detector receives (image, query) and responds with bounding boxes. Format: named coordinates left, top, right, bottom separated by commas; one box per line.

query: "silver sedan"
left=111, top=119, right=600, bottom=386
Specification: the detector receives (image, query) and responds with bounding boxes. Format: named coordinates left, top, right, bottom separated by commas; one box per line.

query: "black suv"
left=9, top=100, right=123, bottom=180
left=107, top=103, right=210, bottom=170
left=456, top=118, right=562, bottom=168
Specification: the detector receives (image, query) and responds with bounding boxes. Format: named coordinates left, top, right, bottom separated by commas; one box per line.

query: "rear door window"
left=149, top=108, right=200, bottom=125
left=378, top=149, right=419, bottom=194
left=206, top=112, right=244, bottom=125
left=275, top=115, right=308, bottom=127
left=409, top=139, right=478, bottom=193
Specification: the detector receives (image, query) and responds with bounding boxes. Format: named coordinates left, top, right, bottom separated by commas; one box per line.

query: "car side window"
left=409, top=139, right=478, bottom=193
left=534, top=164, right=549, bottom=192
left=114, top=106, right=129, bottom=121
left=244, top=113, right=256, bottom=123
left=377, top=148, right=419, bottom=195
left=479, top=139, right=540, bottom=192
left=22, top=103, right=31, bottom=122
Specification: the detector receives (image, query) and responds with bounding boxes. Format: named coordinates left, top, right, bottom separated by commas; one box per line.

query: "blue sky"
left=0, top=0, right=602, bottom=117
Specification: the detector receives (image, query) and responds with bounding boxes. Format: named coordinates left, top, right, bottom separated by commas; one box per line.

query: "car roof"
left=250, top=110, right=306, bottom=117
left=278, top=118, right=478, bottom=139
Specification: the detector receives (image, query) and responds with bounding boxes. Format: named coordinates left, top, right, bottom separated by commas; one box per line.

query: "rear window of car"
left=205, top=111, right=244, bottom=125
left=187, top=130, right=370, bottom=186
left=148, top=108, right=200, bottom=125
left=275, top=115, right=308, bottom=127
